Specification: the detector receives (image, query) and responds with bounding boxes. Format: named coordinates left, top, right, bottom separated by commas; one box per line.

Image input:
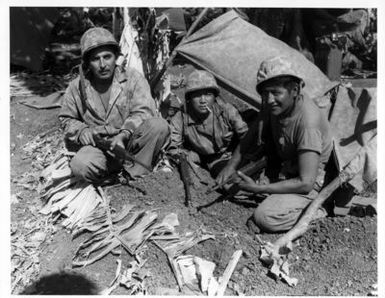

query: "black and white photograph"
left=2, top=2, right=381, bottom=296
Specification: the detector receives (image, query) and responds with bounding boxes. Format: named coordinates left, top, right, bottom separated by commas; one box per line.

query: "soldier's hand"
left=110, top=132, right=130, bottom=151
left=79, top=128, right=96, bottom=146
left=215, top=164, right=237, bottom=186
left=236, top=171, right=260, bottom=193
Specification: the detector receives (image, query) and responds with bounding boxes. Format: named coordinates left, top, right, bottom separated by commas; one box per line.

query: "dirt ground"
left=10, top=85, right=377, bottom=295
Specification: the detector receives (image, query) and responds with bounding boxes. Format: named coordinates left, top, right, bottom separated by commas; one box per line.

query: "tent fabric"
left=10, top=7, right=60, bottom=71
left=329, top=85, right=377, bottom=192
left=176, top=10, right=338, bottom=110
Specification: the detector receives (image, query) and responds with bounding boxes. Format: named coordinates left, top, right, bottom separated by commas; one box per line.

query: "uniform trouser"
left=253, top=190, right=327, bottom=233
left=70, top=118, right=170, bottom=183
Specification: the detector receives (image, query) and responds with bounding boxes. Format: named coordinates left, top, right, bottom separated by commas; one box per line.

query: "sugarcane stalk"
left=272, top=174, right=345, bottom=254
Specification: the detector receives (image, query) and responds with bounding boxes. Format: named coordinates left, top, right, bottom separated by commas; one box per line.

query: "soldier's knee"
left=70, top=156, right=97, bottom=183
left=70, top=147, right=107, bottom=183
left=70, top=155, right=92, bottom=182
left=253, top=206, right=282, bottom=233
left=146, top=118, right=170, bottom=137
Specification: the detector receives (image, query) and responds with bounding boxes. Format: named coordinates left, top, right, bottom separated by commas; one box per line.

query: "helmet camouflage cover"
left=185, top=70, right=220, bottom=99
left=80, top=27, right=120, bottom=61
left=256, top=56, right=304, bottom=93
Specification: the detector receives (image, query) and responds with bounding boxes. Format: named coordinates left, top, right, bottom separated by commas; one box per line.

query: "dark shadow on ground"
left=20, top=272, right=99, bottom=295
left=10, top=64, right=75, bottom=97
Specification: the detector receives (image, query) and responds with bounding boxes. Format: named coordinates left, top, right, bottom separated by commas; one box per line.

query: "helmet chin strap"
left=297, top=80, right=305, bottom=100
left=257, top=96, right=268, bottom=147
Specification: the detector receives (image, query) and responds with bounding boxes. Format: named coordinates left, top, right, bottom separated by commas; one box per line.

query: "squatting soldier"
left=168, top=69, right=248, bottom=179
left=59, top=27, right=170, bottom=183
left=217, top=56, right=333, bottom=232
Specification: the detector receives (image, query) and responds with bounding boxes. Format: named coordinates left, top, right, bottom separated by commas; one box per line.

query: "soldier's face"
left=88, top=47, right=117, bottom=81
left=260, top=82, right=297, bottom=117
left=189, top=89, right=215, bottom=116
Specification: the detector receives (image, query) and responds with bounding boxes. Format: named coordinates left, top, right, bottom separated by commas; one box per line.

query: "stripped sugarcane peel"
left=40, top=151, right=181, bottom=268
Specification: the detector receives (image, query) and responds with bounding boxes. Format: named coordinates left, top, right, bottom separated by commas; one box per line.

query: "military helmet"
left=80, top=27, right=119, bottom=61
left=185, top=70, right=220, bottom=99
left=256, top=56, right=304, bottom=94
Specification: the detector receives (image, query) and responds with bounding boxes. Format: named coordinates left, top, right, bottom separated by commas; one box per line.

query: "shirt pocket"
left=114, top=99, right=128, bottom=121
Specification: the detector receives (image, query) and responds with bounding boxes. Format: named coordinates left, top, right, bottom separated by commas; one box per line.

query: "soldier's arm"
left=226, top=103, right=248, bottom=139
left=120, top=72, right=156, bottom=134
left=58, top=81, right=89, bottom=145
left=168, top=111, right=184, bottom=156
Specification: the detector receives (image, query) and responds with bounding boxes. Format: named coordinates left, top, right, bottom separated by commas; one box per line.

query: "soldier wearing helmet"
left=59, top=27, right=170, bottom=183
left=168, top=69, right=248, bottom=178
left=217, top=56, right=333, bottom=233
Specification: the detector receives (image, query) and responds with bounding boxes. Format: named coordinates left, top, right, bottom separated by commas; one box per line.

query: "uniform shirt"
left=59, top=66, right=156, bottom=146
left=269, top=95, right=333, bottom=181
left=169, top=98, right=248, bottom=157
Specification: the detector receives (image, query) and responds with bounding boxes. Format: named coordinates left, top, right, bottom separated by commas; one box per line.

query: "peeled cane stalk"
left=216, top=250, right=243, bottom=296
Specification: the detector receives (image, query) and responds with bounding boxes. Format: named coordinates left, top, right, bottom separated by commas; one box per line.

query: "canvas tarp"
left=174, top=10, right=376, bottom=191
left=175, top=10, right=338, bottom=110
left=329, top=85, right=377, bottom=192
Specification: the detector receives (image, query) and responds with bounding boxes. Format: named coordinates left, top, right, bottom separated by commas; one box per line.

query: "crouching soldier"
left=168, top=69, right=248, bottom=179
left=218, top=56, right=333, bottom=232
left=59, top=27, right=170, bottom=184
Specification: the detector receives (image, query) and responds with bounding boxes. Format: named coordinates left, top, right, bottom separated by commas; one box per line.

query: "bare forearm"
left=238, top=151, right=320, bottom=195
left=227, top=145, right=242, bottom=169
left=252, top=177, right=314, bottom=194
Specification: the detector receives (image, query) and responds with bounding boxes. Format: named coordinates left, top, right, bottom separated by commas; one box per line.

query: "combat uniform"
left=252, top=95, right=333, bottom=232
left=169, top=98, right=248, bottom=176
left=244, top=55, right=334, bottom=232
left=59, top=66, right=170, bottom=183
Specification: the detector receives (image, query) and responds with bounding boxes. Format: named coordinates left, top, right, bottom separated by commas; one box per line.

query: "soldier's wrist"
left=120, top=129, right=132, bottom=140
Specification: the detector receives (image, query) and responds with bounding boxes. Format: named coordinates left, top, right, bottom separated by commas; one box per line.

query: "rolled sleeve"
left=296, top=128, right=323, bottom=154
left=227, top=104, right=248, bottom=138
